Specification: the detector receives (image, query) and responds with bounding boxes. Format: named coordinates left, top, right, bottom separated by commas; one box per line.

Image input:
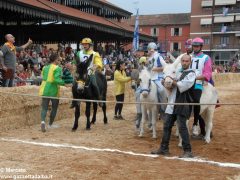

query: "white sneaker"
left=41, top=121, right=46, bottom=132
left=48, top=124, right=60, bottom=129
left=192, top=125, right=199, bottom=136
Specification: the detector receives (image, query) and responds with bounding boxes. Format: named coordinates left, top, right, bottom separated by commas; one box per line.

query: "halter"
left=77, top=80, right=85, bottom=88
left=164, top=75, right=176, bottom=82
left=140, top=79, right=152, bottom=94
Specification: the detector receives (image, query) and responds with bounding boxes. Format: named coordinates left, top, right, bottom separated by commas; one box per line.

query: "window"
left=221, top=52, right=230, bottom=61
left=173, top=42, right=179, bottom=51
left=171, top=27, right=182, bottom=36
left=203, top=37, right=210, bottom=45
left=151, top=27, right=159, bottom=37
left=220, top=36, right=230, bottom=45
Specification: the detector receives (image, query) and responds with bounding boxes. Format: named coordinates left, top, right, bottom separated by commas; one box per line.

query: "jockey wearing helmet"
left=185, top=39, right=193, bottom=55
left=138, top=56, right=147, bottom=67
left=174, top=39, right=193, bottom=68
left=70, top=37, right=103, bottom=108
left=147, top=42, right=167, bottom=112
left=191, top=37, right=213, bottom=137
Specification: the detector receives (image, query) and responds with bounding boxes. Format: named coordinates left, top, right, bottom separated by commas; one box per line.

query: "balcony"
left=214, top=16, right=234, bottom=23
left=236, top=15, right=240, bottom=21
left=202, top=0, right=213, bottom=7
left=215, top=0, right=237, bottom=6
left=213, top=25, right=240, bottom=32
left=214, top=8, right=240, bottom=14
left=214, top=44, right=240, bottom=49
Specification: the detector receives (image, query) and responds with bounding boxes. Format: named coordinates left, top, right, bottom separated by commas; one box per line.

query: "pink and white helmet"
left=192, top=37, right=204, bottom=46
left=185, top=39, right=192, bottom=49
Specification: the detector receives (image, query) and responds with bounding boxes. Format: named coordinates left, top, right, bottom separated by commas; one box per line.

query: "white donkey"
left=138, top=67, right=159, bottom=138
left=163, top=55, right=218, bottom=144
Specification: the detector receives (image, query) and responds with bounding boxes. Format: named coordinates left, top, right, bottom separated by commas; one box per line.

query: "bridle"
left=140, top=79, right=152, bottom=94
left=164, top=75, right=176, bottom=82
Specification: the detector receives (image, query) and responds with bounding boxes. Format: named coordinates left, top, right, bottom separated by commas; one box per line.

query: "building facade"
left=191, top=0, right=240, bottom=65
left=125, top=13, right=190, bottom=56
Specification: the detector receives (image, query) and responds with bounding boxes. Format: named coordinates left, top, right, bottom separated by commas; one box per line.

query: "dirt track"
left=0, top=83, right=240, bottom=180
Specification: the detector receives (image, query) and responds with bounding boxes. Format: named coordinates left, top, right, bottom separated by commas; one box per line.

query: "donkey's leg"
left=91, top=102, right=98, bottom=124
left=175, top=124, right=179, bottom=137
left=151, top=106, right=157, bottom=139
left=102, top=98, right=108, bottom=124
left=148, top=110, right=152, bottom=129
left=85, top=102, right=91, bottom=130
left=139, top=105, right=147, bottom=137
left=204, top=107, right=214, bottom=143
left=72, top=104, right=80, bottom=131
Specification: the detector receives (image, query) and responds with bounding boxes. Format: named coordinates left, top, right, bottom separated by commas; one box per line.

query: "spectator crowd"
left=0, top=42, right=239, bottom=88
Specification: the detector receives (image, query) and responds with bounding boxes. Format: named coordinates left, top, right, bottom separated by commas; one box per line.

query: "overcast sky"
left=108, top=0, right=191, bottom=15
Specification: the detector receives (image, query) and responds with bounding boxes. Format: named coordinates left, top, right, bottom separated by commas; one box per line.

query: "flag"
left=132, top=8, right=139, bottom=52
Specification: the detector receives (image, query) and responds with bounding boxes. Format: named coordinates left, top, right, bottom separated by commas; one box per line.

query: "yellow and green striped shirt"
left=39, top=64, right=65, bottom=97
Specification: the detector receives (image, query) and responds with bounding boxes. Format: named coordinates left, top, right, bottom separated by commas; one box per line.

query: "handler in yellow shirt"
left=114, top=60, right=131, bottom=120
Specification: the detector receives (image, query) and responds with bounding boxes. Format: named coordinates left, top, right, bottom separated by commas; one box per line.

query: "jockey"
left=191, top=37, right=212, bottom=137
left=147, top=42, right=166, bottom=112
left=185, top=39, right=193, bottom=55
left=139, top=56, right=147, bottom=66
left=70, top=37, right=103, bottom=108
left=175, top=39, right=193, bottom=65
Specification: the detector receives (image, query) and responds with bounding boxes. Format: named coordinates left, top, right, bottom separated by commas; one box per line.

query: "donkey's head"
left=139, top=67, right=152, bottom=98
left=75, top=54, right=93, bottom=91
left=163, top=55, right=182, bottom=89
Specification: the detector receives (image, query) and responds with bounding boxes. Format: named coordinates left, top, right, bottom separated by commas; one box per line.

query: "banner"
left=132, top=8, right=139, bottom=52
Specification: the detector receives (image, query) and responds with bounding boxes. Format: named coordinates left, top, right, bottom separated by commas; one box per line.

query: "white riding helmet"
left=147, top=42, right=157, bottom=51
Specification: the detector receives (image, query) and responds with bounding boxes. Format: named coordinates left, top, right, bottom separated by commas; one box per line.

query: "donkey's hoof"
left=104, top=118, right=108, bottom=124
left=72, top=128, right=77, bottom=132
left=178, top=143, right=182, bottom=148
left=90, top=121, right=95, bottom=125
left=152, top=136, right=157, bottom=139
left=72, top=126, right=78, bottom=132
left=139, top=133, right=144, bottom=137
left=204, top=137, right=211, bottom=144
left=86, top=127, right=91, bottom=130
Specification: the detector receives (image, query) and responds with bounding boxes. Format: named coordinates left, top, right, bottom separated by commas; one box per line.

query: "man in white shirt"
left=151, top=54, right=195, bottom=158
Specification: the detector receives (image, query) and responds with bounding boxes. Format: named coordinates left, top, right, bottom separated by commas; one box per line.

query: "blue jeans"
left=160, top=114, right=191, bottom=153
left=3, top=78, right=14, bottom=87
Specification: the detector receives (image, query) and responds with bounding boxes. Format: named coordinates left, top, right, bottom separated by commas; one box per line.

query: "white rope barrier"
left=0, top=90, right=240, bottom=106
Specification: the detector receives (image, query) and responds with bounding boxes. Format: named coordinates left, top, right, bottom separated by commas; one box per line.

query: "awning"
left=200, top=18, right=212, bottom=25
left=0, top=0, right=153, bottom=42
left=214, top=16, right=234, bottom=23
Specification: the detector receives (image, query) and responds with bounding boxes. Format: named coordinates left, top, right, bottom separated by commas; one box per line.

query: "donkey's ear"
left=146, top=65, right=152, bottom=72
left=75, top=53, right=81, bottom=65
left=131, top=69, right=139, bottom=80
left=173, top=54, right=182, bottom=68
